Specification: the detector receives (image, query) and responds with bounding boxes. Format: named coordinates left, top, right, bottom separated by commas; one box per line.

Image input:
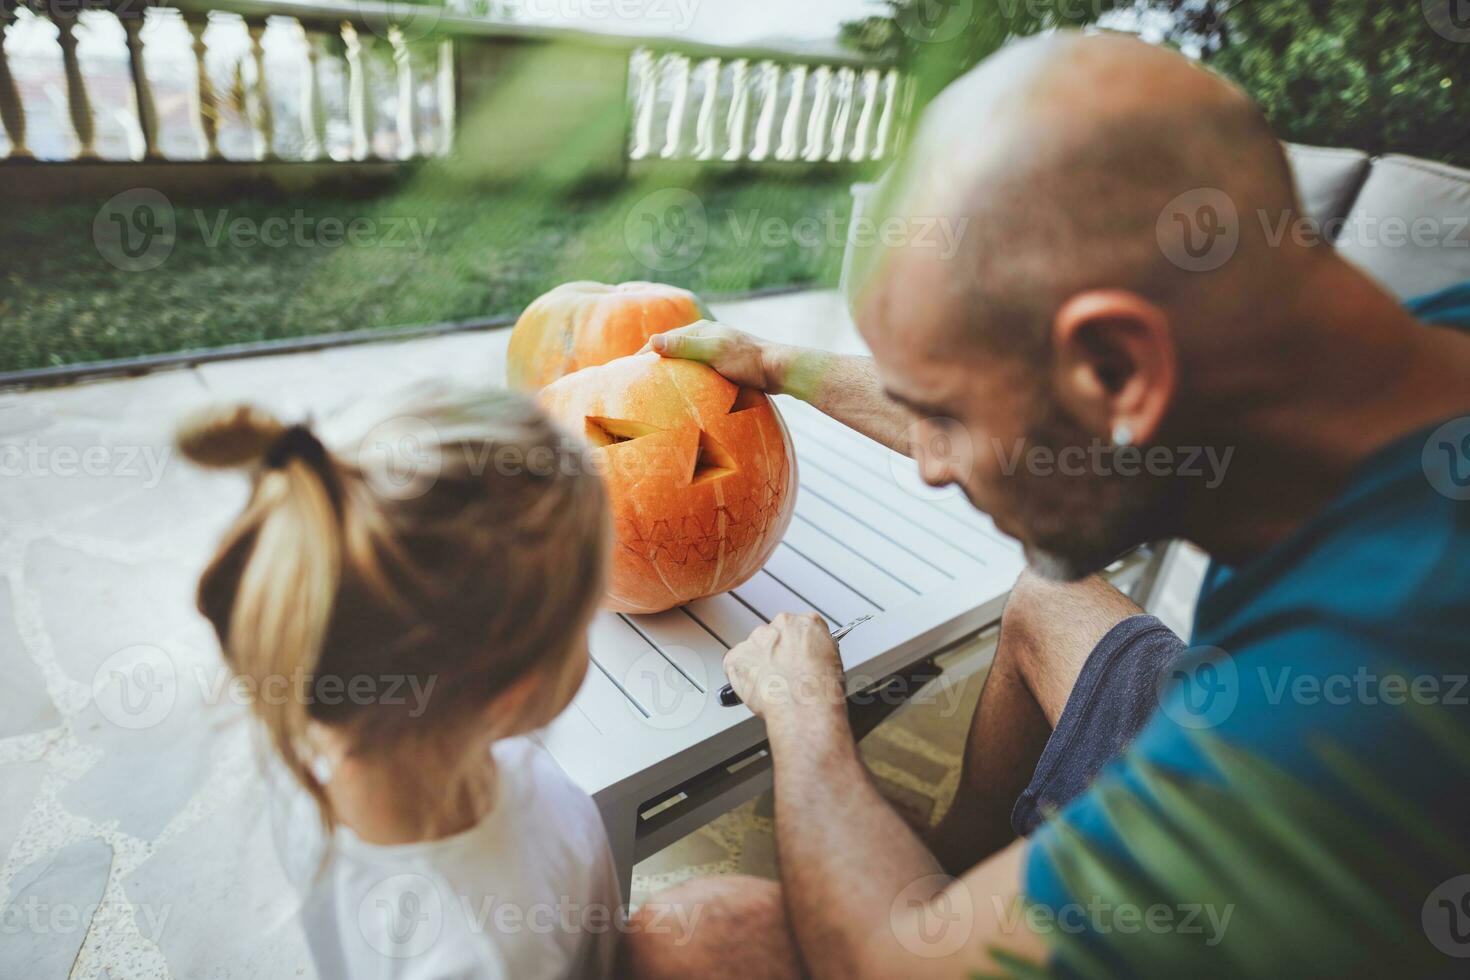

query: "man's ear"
left=1050, top=290, right=1176, bottom=444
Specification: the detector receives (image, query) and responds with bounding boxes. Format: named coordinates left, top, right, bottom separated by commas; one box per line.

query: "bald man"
left=623, top=32, right=1470, bottom=977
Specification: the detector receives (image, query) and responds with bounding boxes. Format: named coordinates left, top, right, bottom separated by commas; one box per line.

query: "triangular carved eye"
left=730, top=387, right=765, bottom=413
left=691, top=430, right=737, bottom=484
left=585, top=416, right=663, bottom=448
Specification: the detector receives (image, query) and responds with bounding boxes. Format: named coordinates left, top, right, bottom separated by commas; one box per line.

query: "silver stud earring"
left=1111, top=423, right=1134, bottom=449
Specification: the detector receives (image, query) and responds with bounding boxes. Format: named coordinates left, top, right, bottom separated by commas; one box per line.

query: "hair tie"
left=264, top=424, right=328, bottom=470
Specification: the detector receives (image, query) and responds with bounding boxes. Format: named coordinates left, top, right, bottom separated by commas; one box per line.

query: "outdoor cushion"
left=1284, top=143, right=1371, bottom=231
left=1334, top=154, right=1470, bottom=299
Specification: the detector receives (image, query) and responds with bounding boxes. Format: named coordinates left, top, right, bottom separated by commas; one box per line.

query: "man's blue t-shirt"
left=1023, top=282, right=1470, bottom=973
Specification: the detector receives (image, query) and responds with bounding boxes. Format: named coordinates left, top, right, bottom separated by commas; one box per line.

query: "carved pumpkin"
left=539, top=352, right=798, bottom=614
left=506, top=281, right=708, bottom=390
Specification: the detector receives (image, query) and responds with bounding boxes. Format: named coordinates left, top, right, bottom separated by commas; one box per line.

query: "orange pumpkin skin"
left=539, top=352, right=798, bottom=614
left=506, top=281, right=708, bottom=390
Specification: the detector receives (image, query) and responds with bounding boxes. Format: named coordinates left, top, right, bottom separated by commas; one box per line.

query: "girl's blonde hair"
left=177, top=384, right=607, bottom=830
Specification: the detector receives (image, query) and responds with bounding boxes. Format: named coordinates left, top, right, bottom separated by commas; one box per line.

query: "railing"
left=0, top=0, right=901, bottom=169
left=0, top=0, right=460, bottom=162
left=627, top=49, right=908, bottom=164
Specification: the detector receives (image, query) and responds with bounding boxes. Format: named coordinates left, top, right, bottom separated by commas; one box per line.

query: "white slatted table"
left=536, top=396, right=1029, bottom=895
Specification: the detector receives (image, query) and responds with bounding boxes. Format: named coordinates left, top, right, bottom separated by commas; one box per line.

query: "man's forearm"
left=767, top=346, right=915, bottom=456
left=767, top=709, right=946, bottom=980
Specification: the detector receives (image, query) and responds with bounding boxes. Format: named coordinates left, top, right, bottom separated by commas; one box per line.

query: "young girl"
left=178, top=384, right=618, bottom=979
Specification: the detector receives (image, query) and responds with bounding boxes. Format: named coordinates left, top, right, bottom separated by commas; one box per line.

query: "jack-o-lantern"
left=506, top=281, right=708, bottom=390
left=539, top=352, right=798, bottom=614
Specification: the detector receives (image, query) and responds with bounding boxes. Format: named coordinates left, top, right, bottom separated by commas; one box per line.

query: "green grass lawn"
left=0, top=172, right=855, bottom=374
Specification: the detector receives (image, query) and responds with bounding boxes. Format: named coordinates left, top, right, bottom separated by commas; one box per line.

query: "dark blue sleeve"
left=1021, top=624, right=1470, bottom=973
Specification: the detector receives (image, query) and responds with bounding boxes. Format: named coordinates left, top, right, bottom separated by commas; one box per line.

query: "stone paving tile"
left=61, top=640, right=227, bottom=841
left=122, top=782, right=313, bottom=980
left=0, top=579, right=61, bottom=739
left=0, top=761, right=48, bottom=863
left=27, top=539, right=203, bottom=687
left=0, top=838, right=113, bottom=980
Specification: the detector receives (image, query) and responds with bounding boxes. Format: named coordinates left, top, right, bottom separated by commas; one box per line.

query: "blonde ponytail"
left=181, top=384, right=608, bottom=836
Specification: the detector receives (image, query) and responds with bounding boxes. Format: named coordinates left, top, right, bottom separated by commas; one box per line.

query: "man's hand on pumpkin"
left=645, top=321, right=793, bottom=393
left=723, top=612, right=847, bottom=728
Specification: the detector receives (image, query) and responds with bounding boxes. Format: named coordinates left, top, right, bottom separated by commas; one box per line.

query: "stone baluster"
left=121, top=14, right=159, bottom=160
left=848, top=68, right=879, bottom=162
left=186, top=13, right=219, bottom=159
left=0, top=9, right=30, bottom=159
left=722, top=58, right=749, bottom=162
left=628, top=47, right=655, bottom=160
left=436, top=38, right=454, bottom=156
left=776, top=63, right=806, bottom=161
left=53, top=10, right=95, bottom=159
left=826, top=66, right=855, bottom=163
left=342, top=22, right=374, bottom=160
left=246, top=18, right=273, bottom=159
left=300, top=28, right=326, bottom=160
left=388, top=25, right=415, bottom=159
left=748, top=60, right=779, bottom=162
left=660, top=54, right=689, bottom=159
left=802, top=65, right=831, bottom=162
left=692, top=57, right=719, bottom=160
left=872, top=69, right=899, bottom=161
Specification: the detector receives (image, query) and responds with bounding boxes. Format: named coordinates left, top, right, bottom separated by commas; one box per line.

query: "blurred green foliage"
left=1204, top=0, right=1470, bottom=167
left=842, top=0, right=1470, bottom=166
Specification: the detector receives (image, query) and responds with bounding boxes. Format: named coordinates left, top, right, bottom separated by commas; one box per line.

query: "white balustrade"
left=748, top=60, right=780, bottom=162
left=660, top=53, right=690, bottom=160
left=777, top=63, right=807, bottom=161
left=0, top=22, right=897, bottom=168
left=0, top=9, right=31, bottom=158
left=826, top=66, right=855, bottom=163
left=628, top=47, right=656, bottom=160
left=803, top=65, right=832, bottom=162
left=722, top=58, right=749, bottom=162
left=849, top=68, right=879, bottom=162
left=692, top=56, right=719, bottom=160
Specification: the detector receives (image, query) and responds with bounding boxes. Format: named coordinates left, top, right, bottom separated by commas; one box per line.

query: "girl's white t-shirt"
left=291, top=737, right=621, bottom=980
